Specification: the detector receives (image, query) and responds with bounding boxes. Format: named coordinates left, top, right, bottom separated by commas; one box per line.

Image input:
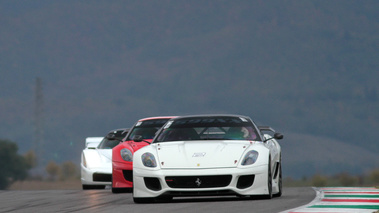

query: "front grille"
left=164, top=190, right=236, bottom=197
left=165, top=175, right=232, bottom=188
left=236, top=175, right=255, bottom=189
left=93, top=173, right=112, bottom=182
left=122, top=170, right=133, bottom=182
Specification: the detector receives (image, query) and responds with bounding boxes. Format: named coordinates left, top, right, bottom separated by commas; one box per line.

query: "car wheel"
left=263, top=158, right=273, bottom=199
left=273, top=162, right=282, bottom=197
left=112, top=187, right=133, bottom=193
left=156, top=196, right=173, bottom=203
left=82, top=184, right=106, bottom=190
left=133, top=197, right=155, bottom=203
left=250, top=158, right=273, bottom=200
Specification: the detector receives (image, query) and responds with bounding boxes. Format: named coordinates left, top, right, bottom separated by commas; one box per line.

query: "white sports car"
left=132, top=114, right=283, bottom=203
left=81, top=128, right=128, bottom=189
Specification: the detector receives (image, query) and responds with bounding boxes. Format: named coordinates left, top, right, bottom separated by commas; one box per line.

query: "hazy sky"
left=1, top=1, right=378, bottom=176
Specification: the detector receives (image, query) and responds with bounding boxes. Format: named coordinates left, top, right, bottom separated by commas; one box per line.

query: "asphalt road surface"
left=0, top=187, right=315, bottom=213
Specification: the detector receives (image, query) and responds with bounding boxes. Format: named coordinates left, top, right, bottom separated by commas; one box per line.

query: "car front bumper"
left=133, top=164, right=269, bottom=198
left=81, top=164, right=112, bottom=185
left=112, top=161, right=133, bottom=188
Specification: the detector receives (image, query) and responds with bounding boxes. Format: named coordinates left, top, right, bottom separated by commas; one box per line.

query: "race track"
left=0, top=187, right=315, bottom=213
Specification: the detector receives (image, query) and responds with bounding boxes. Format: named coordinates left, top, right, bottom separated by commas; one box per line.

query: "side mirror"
left=263, top=133, right=284, bottom=142
left=106, top=134, right=116, bottom=140
left=274, top=133, right=284, bottom=140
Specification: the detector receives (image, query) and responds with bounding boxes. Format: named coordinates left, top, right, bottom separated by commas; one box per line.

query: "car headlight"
left=120, top=148, right=133, bottom=162
left=241, top=150, right=259, bottom=165
left=141, top=152, right=157, bottom=167
left=82, top=153, right=87, bottom=168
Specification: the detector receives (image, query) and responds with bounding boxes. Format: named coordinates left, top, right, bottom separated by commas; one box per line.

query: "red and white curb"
left=281, top=187, right=379, bottom=213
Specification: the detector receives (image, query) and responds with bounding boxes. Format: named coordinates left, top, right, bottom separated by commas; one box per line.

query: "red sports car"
left=112, top=116, right=176, bottom=193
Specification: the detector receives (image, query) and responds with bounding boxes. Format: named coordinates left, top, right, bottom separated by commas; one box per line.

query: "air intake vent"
left=165, top=175, right=232, bottom=188
left=93, top=173, right=112, bottom=182
left=237, top=175, right=255, bottom=189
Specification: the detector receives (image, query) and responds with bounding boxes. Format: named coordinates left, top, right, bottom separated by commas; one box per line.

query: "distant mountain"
left=282, top=132, right=379, bottom=178
left=0, top=1, right=378, bottom=177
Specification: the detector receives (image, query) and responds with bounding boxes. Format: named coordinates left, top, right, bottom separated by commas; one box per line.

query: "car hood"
left=83, top=149, right=112, bottom=169
left=154, top=140, right=253, bottom=169
left=129, top=141, right=152, bottom=153
left=97, top=149, right=112, bottom=162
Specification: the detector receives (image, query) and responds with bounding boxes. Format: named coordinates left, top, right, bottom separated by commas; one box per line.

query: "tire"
left=263, top=158, right=273, bottom=199
left=273, top=162, right=282, bottom=197
left=82, top=184, right=106, bottom=190
left=112, top=187, right=133, bottom=193
left=133, top=197, right=155, bottom=203
left=156, top=196, right=173, bottom=203
left=250, top=158, right=273, bottom=200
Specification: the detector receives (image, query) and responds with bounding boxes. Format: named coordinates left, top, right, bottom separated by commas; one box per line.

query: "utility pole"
left=34, top=77, right=44, bottom=167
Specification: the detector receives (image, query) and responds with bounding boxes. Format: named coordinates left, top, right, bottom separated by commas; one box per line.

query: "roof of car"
left=107, top=128, right=130, bottom=137
left=138, top=116, right=177, bottom=122
left=169, top=114, right=252, bottom=120
left=108, top=128, right=129, bottom=133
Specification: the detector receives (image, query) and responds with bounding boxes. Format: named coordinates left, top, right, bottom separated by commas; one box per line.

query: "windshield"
left=155, top=116, right=260, bottom=142
left=98, top=137, right=120, bottom=149
left=98, top=129, right=128, bottom=149
left=124, top=119, right=170, bottom=141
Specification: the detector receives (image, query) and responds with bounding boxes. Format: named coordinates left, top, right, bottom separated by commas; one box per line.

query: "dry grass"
left=9, top=180, right=82, bottom=190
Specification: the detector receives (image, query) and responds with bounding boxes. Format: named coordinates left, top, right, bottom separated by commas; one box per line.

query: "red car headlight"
left=120, top=148, right=133, bottom=162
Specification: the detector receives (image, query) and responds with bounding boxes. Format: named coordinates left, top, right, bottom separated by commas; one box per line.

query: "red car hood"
left=125, top=139, right=153, bottom=153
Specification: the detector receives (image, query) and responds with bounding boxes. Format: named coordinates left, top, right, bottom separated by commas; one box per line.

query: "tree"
left=59, top=161, right=79, bottom=180
left=0, top=139, right=30, bottom=189
left=335, top=173, right=358, bottom=186
left=311, top=174, right=328, bottom=187
left=23, top=150, right=37, bottom=169
left=368, top=169, right=379, bottom=185
left=45, top=161, right=60, bottom=181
